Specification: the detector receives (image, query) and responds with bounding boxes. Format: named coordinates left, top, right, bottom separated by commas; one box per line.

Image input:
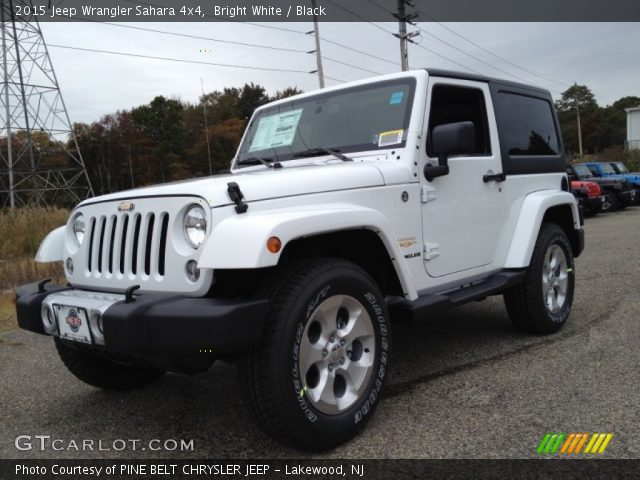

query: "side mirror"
left=424, top=121, right=475, bottom=182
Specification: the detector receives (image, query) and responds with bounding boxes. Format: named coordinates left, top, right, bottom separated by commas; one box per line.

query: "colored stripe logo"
left=537, top=433, right=613, bottom=455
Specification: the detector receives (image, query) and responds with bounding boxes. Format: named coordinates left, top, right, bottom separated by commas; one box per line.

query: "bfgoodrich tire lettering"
left=239, top=258, right=390, bottom=450
left=504, top=223, right=575, bottom=335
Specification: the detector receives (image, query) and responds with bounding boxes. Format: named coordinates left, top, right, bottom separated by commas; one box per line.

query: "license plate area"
left=55, top=304, right=93, bottom=344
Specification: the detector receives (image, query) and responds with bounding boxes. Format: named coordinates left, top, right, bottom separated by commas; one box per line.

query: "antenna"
left=0, top=0, right=93, bottom=208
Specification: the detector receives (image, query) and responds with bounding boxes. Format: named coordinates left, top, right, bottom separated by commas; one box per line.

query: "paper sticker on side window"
left=249, top=108, right=303, bottom=152
left=378, top=129, right=404, bottom=147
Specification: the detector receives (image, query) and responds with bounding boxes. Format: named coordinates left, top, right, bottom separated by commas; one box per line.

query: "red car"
left=570, top=180, right=608, bottom=216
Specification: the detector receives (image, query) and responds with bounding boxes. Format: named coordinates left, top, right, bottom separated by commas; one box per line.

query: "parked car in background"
left=583, top=162, right=640, bottom=205
left=607, top=161, right=638, bottom=176
left=570, top=179, right=608, bottom=216
left=567, top=164, right=635, bottom=210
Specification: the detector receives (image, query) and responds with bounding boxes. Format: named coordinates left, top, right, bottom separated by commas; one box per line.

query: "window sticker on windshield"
left=389, top=91, right=405, bottom=105
left=249, top=108, right=303, bottom=152
left=378, top=129, right=404, bottom=147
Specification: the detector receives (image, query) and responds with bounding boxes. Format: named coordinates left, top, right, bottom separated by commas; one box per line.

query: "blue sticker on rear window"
left=389, top=91, right=404, bottom=105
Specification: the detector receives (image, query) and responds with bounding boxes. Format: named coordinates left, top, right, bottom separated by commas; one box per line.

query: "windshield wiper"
left=236, top=157, right=282, bottom=169
left=293, top=147, right=353, bottom=162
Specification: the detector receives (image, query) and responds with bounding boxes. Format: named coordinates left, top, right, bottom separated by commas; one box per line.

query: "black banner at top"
left=6, top=0, right=640, bottom=22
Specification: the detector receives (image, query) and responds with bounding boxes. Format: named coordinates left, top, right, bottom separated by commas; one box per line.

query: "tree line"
left=555, top=84, right=639, bottom=160
left=72, top=83, right=301, bottom=195
left=4, top=82, right=638, bottom=201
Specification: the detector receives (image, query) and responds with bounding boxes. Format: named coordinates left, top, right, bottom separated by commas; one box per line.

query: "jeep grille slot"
left=84, top=211, right=169, bottom=279
left=158, top=213, right=169, bottom=276
left=144, top=214, right=155, bottom=276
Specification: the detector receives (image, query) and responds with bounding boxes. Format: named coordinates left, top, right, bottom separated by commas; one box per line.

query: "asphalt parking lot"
left=1, top=207, right=639, bottom=459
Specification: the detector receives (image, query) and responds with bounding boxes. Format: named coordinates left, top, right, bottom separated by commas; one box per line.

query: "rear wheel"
left=504, top=223, right=575, bottom=335
left=239, top=258, right=390, bottom=450
left=54, top=338, right=164, bottom=390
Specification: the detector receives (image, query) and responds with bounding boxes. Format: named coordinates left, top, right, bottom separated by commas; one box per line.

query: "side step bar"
left=388, top=270, right=526, bottom=322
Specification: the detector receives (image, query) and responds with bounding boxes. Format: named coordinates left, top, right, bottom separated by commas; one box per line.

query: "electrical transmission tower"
left=1, top=0, right=93, bottom=209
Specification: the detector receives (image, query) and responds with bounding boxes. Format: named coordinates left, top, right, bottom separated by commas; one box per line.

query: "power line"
left=320, top=37, right=400, bottom=67
left=88, top=20, right=381, bottom=77
left=326, top=0, right=482, bottom=75
left=414, top=10, right=571, bottom=88
left=99, top=22, right=308, bottom=54
left=47, top=44, right=315, bottom=74
left=322, top=55, right=382, bottom=75
left=366, top=0, right=533, bottom=83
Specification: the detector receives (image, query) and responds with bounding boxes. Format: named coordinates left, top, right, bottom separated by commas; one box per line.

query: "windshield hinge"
left=421, top=185, right=437, bottom=203
left=227, top=182, right=248, bottom=214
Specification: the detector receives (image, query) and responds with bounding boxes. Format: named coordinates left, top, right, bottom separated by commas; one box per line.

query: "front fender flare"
left=34, top=226, right=65, bottom=263
left=503, top=190, right=580, bottom=269
left=198, top=204, right=417, bottom=299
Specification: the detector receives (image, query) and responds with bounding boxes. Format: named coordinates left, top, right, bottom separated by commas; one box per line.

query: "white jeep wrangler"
left=16, top=69, right=584, bottom=449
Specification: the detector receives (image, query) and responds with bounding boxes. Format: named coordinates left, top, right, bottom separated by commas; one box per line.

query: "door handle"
left=483, top=172, right=506, bottom=183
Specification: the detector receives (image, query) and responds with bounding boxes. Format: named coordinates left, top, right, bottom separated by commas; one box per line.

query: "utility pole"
left=576, top=104, right=583, bottom=159
left=201, top=78, right=213, bottom=175
left=393, top=0, right=419, bottom=71
left=310, top=0, right=325, bottom=88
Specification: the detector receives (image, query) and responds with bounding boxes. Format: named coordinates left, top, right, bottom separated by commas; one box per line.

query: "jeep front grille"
left=86, top=212, right=170, bottom=277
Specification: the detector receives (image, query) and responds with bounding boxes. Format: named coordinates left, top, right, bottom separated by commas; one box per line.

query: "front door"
left=420, top=78, right=505, bottom=278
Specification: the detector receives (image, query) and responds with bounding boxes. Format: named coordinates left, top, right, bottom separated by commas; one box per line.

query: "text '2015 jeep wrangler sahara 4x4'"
left=16, top=69, right=584, bottom=450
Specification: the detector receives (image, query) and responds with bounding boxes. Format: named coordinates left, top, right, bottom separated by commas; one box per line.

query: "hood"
left=79, top=162, right=387, bottom=208
left=572, top=180, right=602, bottom=197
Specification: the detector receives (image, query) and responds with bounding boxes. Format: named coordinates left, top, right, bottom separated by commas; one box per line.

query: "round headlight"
left=72, top=213, right=85, bottom=244
left=184, top=205, right=207, bottom=248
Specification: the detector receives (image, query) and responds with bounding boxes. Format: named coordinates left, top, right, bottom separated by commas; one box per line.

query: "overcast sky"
left=39, top=22, right=640, bottom=124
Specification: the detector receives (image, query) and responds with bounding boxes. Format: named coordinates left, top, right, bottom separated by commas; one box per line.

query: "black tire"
left=54, top=337, right=164, bottom=391
left=504, top=223, right=575, bottom=335
left=607, top=193, right=620, bottom=211
left=239, top=258, right=390, bottom=450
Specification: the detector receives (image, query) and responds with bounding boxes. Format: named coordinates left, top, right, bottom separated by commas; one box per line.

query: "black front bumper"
left=584, top=195, right=607, bottom=212
left=16, top=281, right=268, bottom=359
left=619, top=189, right=636, bottom=205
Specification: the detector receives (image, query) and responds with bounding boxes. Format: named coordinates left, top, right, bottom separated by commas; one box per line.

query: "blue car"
left=581, top=162, right=640, bottom=205
left=583, top=162, right=640, bottom=186
left=608, top=161, right=640, bottom=176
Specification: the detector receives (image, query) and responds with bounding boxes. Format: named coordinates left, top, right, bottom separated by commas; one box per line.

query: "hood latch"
left=227, top=182, right=248, bottom=214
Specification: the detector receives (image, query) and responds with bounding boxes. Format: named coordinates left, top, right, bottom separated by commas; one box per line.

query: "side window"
left=427, top=85, right=491, bottom=157
left=495, top=93, right=559, bottom=156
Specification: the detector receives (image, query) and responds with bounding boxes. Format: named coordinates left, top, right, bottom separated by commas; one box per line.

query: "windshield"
left=574, top=165, right=592, bottom=177
left=235, top=78, right=416, bottom=165
left=614, top=162, right=629, bottom=173
left=599, top=163, right=616, bottom=174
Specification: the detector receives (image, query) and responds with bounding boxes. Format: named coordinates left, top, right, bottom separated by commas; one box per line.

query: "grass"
left=0, top=293, right=17, bottom=332
left=0, top=207, right=68, bottom=332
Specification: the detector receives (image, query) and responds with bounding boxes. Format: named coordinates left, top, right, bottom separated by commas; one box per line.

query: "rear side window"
left=496, top=93, right=559, bottom=156
left=492, top=86, right=565, bottom=175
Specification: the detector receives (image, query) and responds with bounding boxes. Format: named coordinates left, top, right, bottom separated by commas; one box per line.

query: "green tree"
left=132, top=96, right=187, bottom=182
left=556, top=84, right=598, bottom=113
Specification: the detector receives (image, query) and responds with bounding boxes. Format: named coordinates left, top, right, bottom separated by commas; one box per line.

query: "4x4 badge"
left=118, top=201, right=134, bottom=212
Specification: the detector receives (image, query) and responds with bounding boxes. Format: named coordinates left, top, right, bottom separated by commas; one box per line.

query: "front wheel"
left=504, top=223, right=575, bottom=335
left=239, top=258, right=390, bottom=450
